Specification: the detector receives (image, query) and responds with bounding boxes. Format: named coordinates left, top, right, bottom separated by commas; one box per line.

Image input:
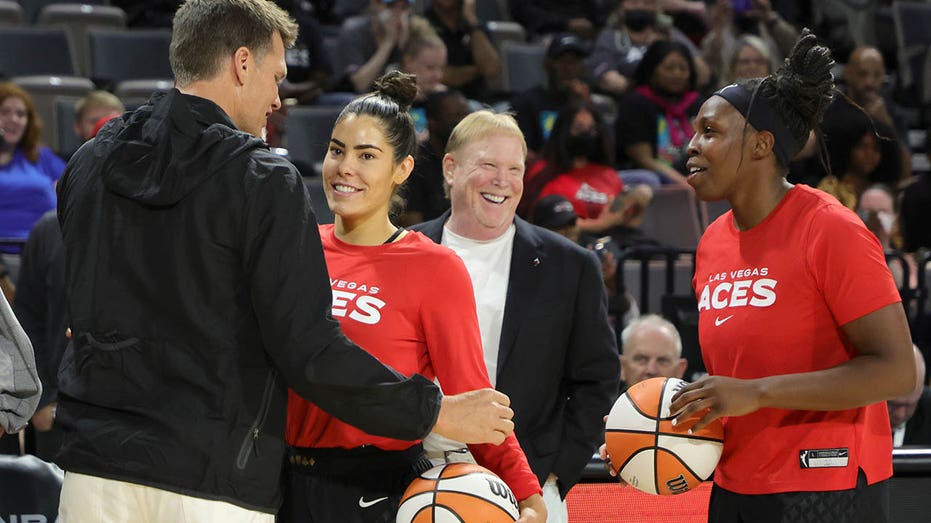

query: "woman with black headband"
left=664, top=31, right=915, bottom=522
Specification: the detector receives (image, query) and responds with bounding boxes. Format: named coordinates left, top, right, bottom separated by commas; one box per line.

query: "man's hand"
left=31, top=403, right=56, bottom=432
left=433, top=388, right=514, bottom=445
left=517, top=493, right=547, bottom=522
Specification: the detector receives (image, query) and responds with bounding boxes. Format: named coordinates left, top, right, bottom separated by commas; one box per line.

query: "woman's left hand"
left=517, top=493, right=547, bottom=523
left=668, top=375, right=764, bottom=432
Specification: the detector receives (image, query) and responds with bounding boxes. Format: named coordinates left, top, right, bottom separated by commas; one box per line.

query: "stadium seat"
left=892, top=1, right=931, bottom=104
left=304, top=177, right=335, bottom=225
left=114, top=79, right=175, bottom=106
left=700, top=199, right=731, bottom=230
left=20, top=0, right=106, bottom=24
left=0, top=26, right=75, bottom=78
left=12, top=75, right=95, bottom=154
left=639, top=185, right=703, bottom=250
left=38, top=4, right=128, bottom=78
left=485, top=21, right=527, bottom=92
left=0, top=0, right=22, bottom=25
left=500, top=41, right=546, bottom=94
left=54, top=96, right=84, bottom=158
left=285, top=105, right=344, bottom=177
left=88, top=28, right=173, bottom=89
left=475, top=0, right=507, bottom=22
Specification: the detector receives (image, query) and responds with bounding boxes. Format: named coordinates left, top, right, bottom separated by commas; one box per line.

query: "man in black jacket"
left=412, top=110, right=619, bottom=522
left=54, top=1, right=513, bottom=520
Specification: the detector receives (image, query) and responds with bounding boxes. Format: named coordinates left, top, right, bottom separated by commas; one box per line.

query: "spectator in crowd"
left=856, top=184, right=915, bottom=291
left=615, top=40, right=702, bottom=186
left=412, top=110, right=620, bottom=522
left=509, top=0, right=603, bottom=40
left=900, top=128, right=931, bottom=254
left=510, top=33, right=594, bottom=162
left=889, top=346, right=931, bottom=447
left=817, top=108, right=902, bottom=207
left=276, top=0, right=335, bottom=105
left=72, top=91, right=125, bottom=145
left=424, top=0, right=501, bottom=102
left=401, top=21, right=449, bottom=102
left=837, top=46, right=909, bottom=143
left=13, top=211, right=66, bottom=462
left=531, top=194, right=582, bottom=244
left=282, top=71, right=545, bottom=523
left=335, top=0, right=418, bottom=93
left=519, top=101, right=624, bottom=235
left=0, top=82, right=66, bottom=254
left=53, top=1, right=513, bottom=520
left=588, top=0, right=711, bottom=98
left=701, top=0, right=799, bottom=85
left=619, top=314, right=687, bottom=388
left=398, top=20, right=449, bottom=139
left=819, top=46, right=912, bottom=188
left=275, top=0, right=344, bottom=30
left=518, top=103, right=645, bottom=245
left=856, top=184, right=897, bottom=251
left=718, top=34, right=773, bottom=87
left=399, top=89, right=471, bottom=226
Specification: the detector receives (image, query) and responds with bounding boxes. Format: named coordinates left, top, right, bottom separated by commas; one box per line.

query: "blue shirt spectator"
left=0, top=83, right=65, bottom=253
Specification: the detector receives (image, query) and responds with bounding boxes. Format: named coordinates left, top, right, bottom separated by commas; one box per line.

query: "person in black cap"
left=531, top=194, right=581, bottom=244
left=651, top=30, right=914, bottom=522
left=509, top=33, right=594, bottom=163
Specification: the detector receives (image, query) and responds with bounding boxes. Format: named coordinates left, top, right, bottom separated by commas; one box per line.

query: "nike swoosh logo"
left=358, top=496, right=389, bottom=508
left=714, top=315, right=734, bottom=327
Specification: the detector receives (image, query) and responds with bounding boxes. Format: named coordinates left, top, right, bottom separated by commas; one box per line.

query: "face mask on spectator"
left=567, top=132, right=599, bottom=159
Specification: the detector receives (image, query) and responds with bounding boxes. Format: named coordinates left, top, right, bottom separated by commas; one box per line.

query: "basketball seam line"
left=606, top=428, right=724, bottom=443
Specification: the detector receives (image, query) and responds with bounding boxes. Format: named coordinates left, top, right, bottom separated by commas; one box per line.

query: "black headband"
left=713, top=82, right=805, bottom=166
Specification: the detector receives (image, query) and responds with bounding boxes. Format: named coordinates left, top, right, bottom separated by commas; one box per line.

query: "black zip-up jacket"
left=54, top=90, right=441, bottom=512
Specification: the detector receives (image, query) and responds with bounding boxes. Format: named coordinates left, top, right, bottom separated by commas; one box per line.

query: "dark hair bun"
left=373, top=71, right=418, bottom=113
left=767, top=29, right=835, bottom=132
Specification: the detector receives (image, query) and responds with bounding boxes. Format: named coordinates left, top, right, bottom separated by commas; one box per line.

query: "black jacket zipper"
left=236, top=369, right=277, bottom=470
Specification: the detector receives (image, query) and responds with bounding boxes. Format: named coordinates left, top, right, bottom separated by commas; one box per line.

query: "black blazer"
left=904, top=387, right=931, bottom=446
left=412, top=213, right=620, bottom=496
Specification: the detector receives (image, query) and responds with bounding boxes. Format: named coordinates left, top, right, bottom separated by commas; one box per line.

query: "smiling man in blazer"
left=411, top=110, right=619, bottom=522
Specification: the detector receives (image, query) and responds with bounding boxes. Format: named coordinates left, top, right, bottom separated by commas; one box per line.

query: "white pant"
left=543, top=477, right=569, bottom=523
left=59, top=472, right=274, bottom=523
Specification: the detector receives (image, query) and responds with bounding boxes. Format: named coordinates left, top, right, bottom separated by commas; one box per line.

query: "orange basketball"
left=605, top=377, right=724, bottom=495
left=396, top=462, right=520, bottom=522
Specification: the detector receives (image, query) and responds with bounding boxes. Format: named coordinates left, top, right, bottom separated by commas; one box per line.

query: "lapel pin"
left=532, top=257, right=540, bottom=267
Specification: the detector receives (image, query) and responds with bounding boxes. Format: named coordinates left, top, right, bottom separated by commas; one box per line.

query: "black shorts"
left=278, top=444, right=433, bottom=523
left=708, top=469, right=890, bottom=523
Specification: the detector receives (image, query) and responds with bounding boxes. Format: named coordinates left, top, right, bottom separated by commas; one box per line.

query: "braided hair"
left=736, top=30, right=835, bottom=168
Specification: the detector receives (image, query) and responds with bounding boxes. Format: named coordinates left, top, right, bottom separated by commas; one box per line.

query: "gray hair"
left=620, top=314, right=682, bottom=357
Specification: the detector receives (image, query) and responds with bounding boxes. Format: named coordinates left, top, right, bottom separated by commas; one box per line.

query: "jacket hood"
left=94, top=89, right=266, bottom=206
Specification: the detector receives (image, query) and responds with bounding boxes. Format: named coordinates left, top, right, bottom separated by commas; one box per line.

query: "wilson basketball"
left=396, top=462, right=520, bottom=523
left=606, top=376, right=724, bottom=495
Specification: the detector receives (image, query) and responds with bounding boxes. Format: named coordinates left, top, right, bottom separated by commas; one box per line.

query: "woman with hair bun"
left=281, top=71, right=545, bottom=523
left=662, top=31, right=915, bottom=522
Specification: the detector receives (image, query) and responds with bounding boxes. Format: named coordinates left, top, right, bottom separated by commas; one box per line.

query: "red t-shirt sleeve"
left=421, top=250, right=543, bottom=501
left=806, top=205, right=901, bottom=327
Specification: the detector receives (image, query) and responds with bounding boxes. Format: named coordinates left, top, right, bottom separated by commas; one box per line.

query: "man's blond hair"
left=75, top=91, right=124, bottom=121
left=446, top=110, right=527, bottom=157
